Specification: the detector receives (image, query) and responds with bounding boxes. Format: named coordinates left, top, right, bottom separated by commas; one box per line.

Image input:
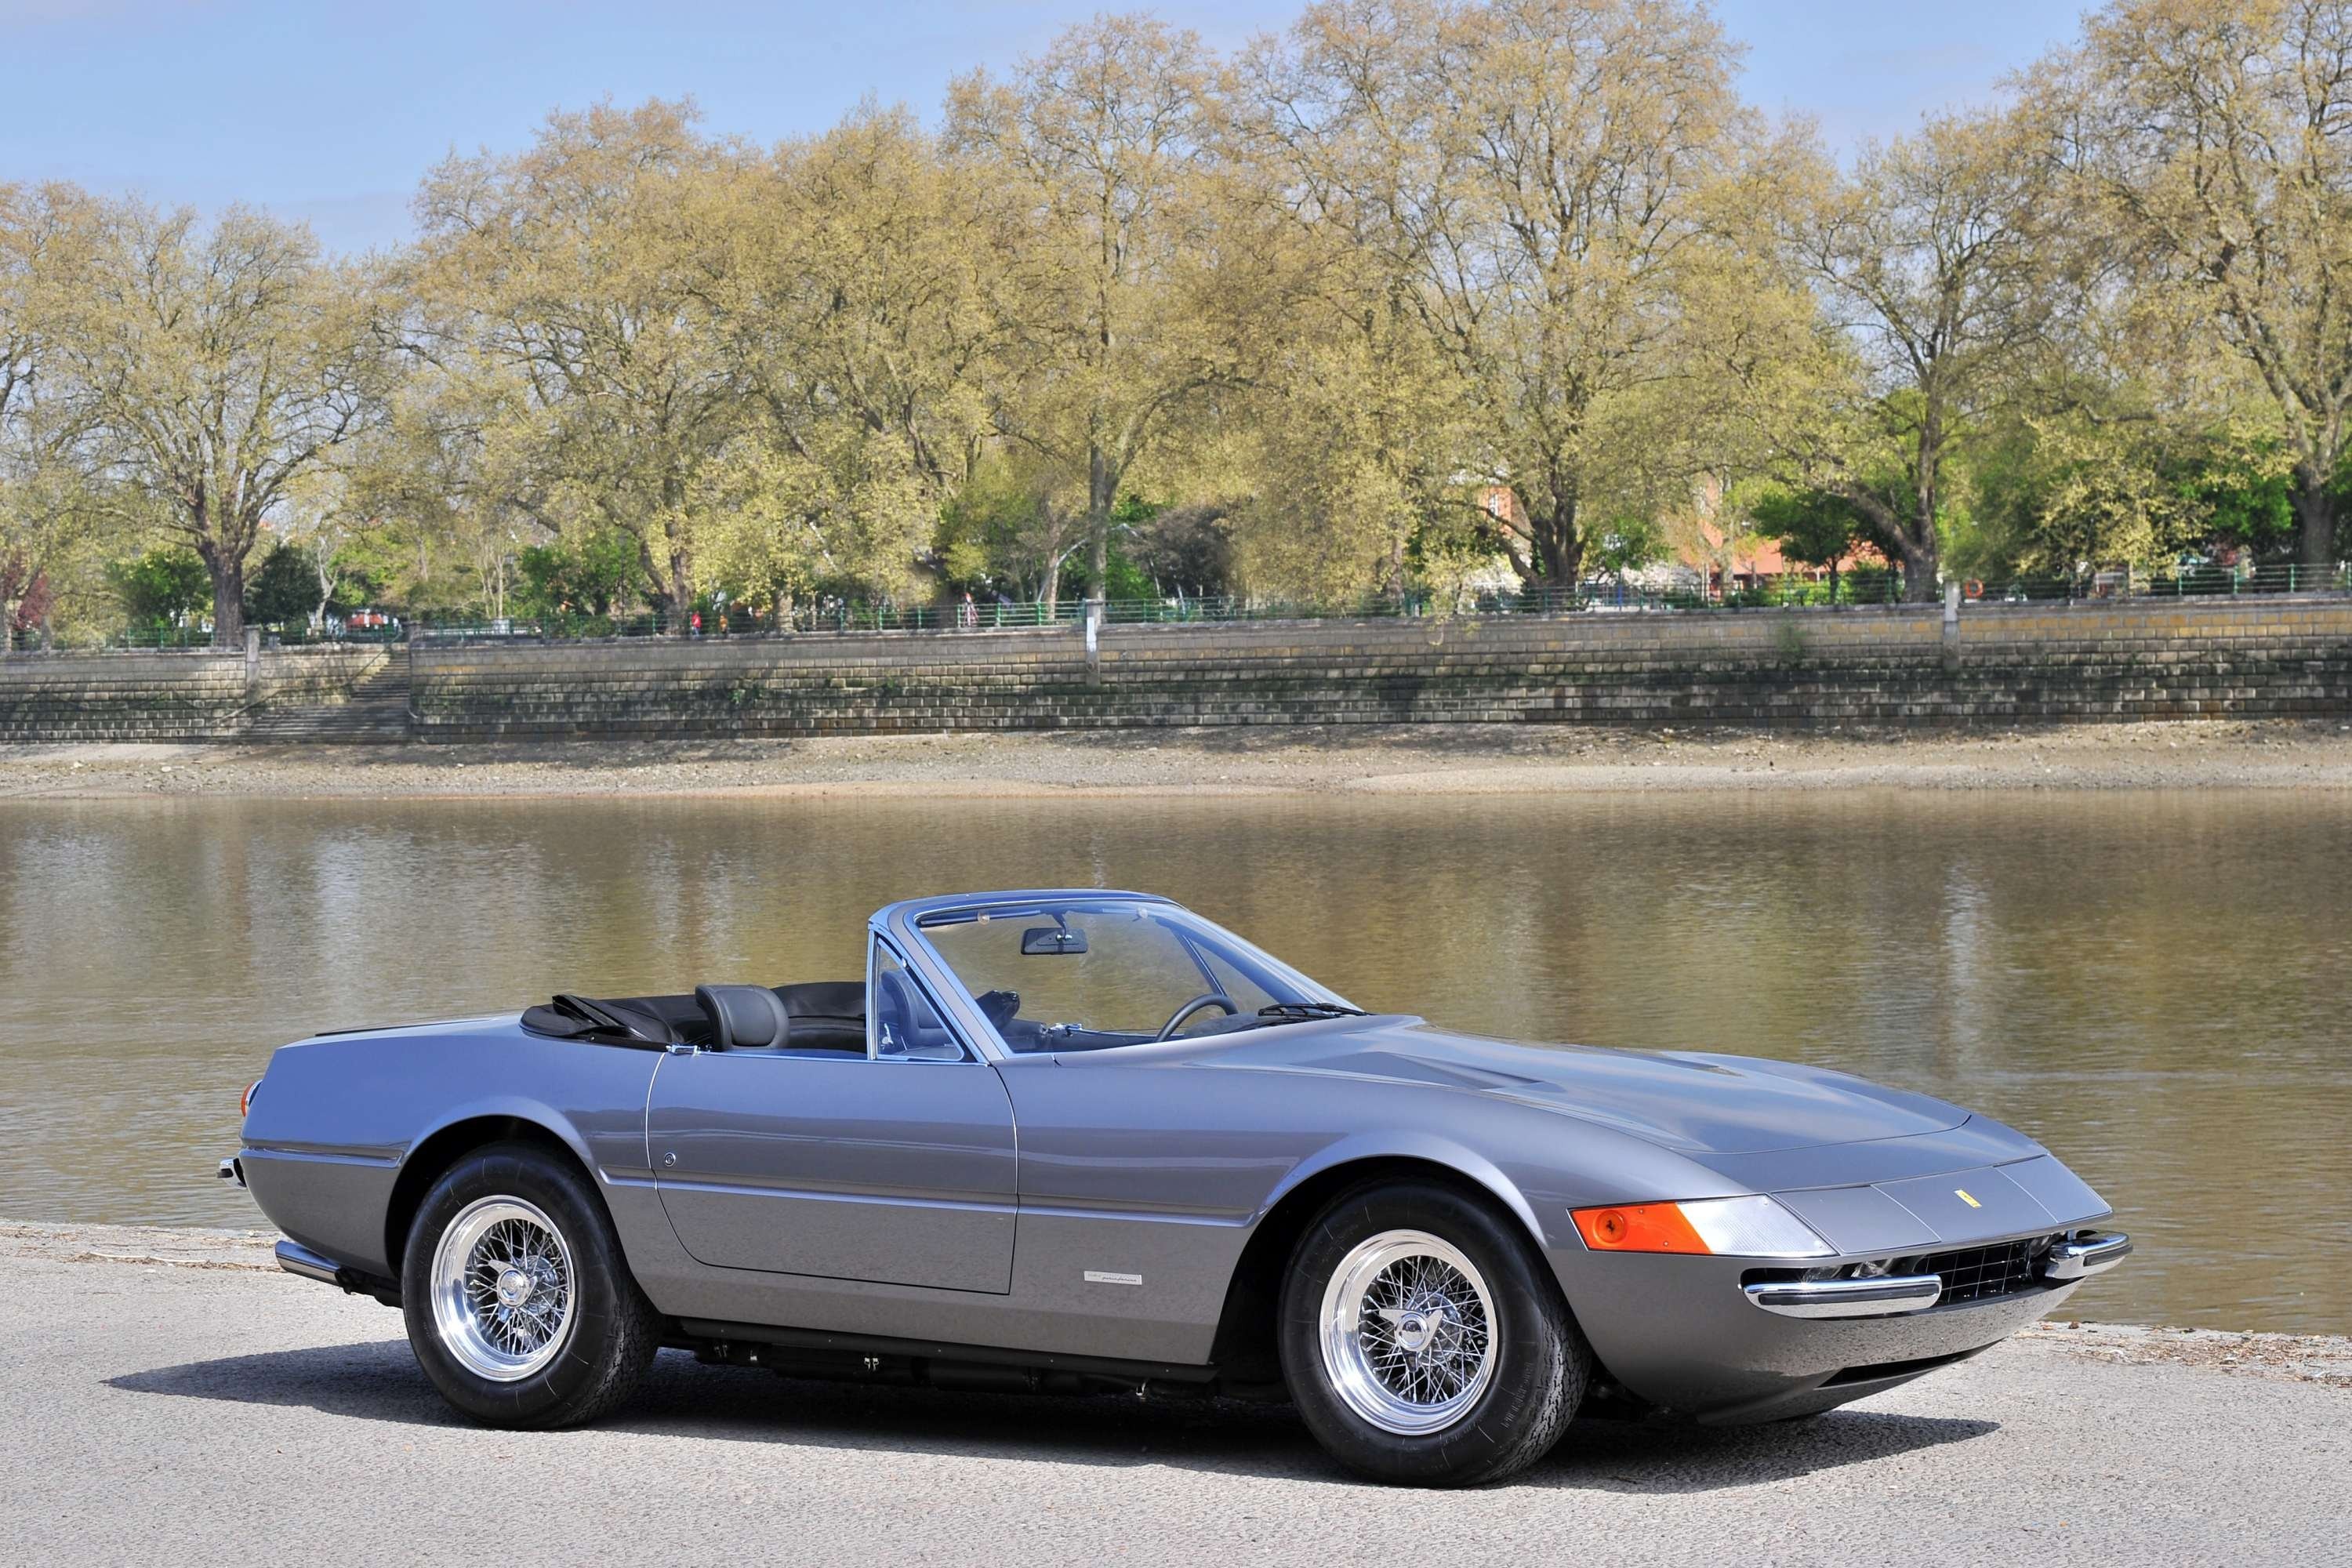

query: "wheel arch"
left=383, top=1110, right=599, bottom=1278
left=1205, top=1140, right=1555, bottom=1386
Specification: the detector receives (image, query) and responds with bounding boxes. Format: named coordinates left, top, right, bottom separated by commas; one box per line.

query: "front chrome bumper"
left=1744, top=1230, right=2131, bottom=1319
left=1744, top=1274, right=1944, bottom=1319
left=2045, top=1231, right=2132, bottom=1279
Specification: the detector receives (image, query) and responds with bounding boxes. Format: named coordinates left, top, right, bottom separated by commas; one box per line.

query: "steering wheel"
left=1156, top=993, right=1239, bottom=1042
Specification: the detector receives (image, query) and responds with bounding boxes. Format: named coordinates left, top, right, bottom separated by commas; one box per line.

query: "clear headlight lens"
left=1675, top=1196, right=1835, bottom=1258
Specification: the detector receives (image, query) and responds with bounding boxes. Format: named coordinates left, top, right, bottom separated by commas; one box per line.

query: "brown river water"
left=2, top=789, right=2344, bottom=1334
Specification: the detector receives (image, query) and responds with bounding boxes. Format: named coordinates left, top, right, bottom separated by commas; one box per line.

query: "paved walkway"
left=3, top=1225, right=2347, bottom=1566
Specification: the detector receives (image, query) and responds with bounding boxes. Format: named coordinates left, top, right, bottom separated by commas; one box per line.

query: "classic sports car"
left=223, top=890, right=2128, bottom=1486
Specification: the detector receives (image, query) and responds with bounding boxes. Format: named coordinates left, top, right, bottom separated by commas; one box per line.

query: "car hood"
left=1205, top=1017, right=1972, bottom=1156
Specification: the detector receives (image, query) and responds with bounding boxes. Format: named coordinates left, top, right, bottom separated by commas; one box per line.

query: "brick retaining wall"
left=2, top=597, right=2345, bottom=743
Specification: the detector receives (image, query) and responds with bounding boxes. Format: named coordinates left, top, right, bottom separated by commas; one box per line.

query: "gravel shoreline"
left=6, top=717, right=2352, bottom=800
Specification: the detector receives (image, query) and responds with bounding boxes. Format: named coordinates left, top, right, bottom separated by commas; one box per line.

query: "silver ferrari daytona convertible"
left=225, top=890, right=2129, bottom=1486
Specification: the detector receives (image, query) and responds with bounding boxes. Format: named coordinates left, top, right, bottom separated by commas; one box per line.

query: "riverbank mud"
left=6, top=718, right=2352, bottom=800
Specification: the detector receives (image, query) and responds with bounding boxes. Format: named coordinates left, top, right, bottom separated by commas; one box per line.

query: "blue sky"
left=1, top=1, right=2089, bottom=254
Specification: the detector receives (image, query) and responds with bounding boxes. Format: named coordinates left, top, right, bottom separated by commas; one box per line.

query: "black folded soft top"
left=522, top=981, right=866, bottom=1053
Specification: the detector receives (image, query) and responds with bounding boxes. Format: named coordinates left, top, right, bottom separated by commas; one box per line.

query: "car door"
left=647, top=938, right=1018, bottom=1294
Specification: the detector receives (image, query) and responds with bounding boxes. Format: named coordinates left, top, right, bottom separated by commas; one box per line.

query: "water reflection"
left=2, top=789, right=2344, bottom=1333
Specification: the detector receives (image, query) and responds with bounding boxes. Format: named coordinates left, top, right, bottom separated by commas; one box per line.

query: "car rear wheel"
left=401, top=1143, right=661, bottom=1428
left=1278, top=1179, right=1588, bottom=1486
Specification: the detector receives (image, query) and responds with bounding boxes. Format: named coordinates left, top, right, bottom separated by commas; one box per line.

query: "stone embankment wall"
left=407, top=596, right=2352, bottom=741
left=0, top=644, right=389, bottom=741
left=2, top=597, right=2345, bottom=742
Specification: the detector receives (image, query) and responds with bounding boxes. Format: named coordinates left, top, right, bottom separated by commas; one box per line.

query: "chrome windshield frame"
left=873, top=889, right=1354, bottom=1062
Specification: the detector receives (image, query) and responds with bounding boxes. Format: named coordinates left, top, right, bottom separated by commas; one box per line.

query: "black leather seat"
left=775, top=981, right=866, bottom=1053
left=695, top=984, right=790, bottom=1050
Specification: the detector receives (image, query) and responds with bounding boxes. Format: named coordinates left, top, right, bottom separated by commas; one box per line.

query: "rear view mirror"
left=1021, top=925, right=1087, bottom=956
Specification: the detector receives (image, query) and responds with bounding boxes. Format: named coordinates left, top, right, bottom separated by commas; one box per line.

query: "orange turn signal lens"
left=240, top=1079, right=262, bottom=1119
left=1570, top=1202, right=1712, bottom=1254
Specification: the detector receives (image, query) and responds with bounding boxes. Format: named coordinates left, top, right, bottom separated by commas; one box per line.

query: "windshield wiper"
left=1258, top=1001, right=1370, bottom=1022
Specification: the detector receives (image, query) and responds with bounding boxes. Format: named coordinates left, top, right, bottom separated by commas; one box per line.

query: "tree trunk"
left=2293, top=468, right=2336, bottom=572
left=1898, top=532, right=1940, bottom=604
left=1530, top=508, right=1584, bottom=592
left=1087, top=442, right=1113, bottom=603
left=202, top=546, right=246, bottom=648
left=665, top=544, right=695, bottom=636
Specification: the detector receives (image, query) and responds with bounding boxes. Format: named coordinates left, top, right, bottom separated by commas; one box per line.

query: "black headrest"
left=695, top=984, right=789, bottom=1050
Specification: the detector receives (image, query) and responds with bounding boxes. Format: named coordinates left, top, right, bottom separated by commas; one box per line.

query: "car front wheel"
left=1278, top=1179, right=1588, bottom=1486
left=401, top=1142, right=661, bottom=1428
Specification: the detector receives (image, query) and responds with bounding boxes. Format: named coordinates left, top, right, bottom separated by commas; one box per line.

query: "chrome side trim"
left=2045, top=1232, right=2131, bottom=1280
left=1744, top=1274, right=1944, bottom=1319
left=275, top=1240, right=346, bottom=1287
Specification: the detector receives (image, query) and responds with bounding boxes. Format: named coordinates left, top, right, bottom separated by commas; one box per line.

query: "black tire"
left=400, top=1142, right=662, bottom=1428
left=1277, top=1179, right=1588, bottom=1486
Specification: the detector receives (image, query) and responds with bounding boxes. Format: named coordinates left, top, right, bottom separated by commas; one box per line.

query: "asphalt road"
left=4, top=1225, right=2347, bottom=1567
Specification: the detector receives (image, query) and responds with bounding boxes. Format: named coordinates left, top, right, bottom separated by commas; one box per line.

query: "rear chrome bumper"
left=275, top=1240, right=345, bottom=1286
left=216, top=1157, right=243, bottom=1187
left=1744, top=1274, right=1945, bottom=1319
left=2045, top=1231, right=2132, bottom=1279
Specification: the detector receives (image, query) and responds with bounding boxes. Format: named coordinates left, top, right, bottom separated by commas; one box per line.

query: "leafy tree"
left=41, top=201, right=383, bottom=644
left=949, top=16, right=1236, bottom=606
left=514, top=529, right=649, bottom=622
left=414, top=103, right=751, bottom=631
left=1588, top=515, right=1671, bottom=579
left=1751, top=488, right=1875, bottom=602
left=2049, top=0, right=2352, bottom=567
left=716, top=106, right=1001, bottom=609
left=1747, top=109, right=2061, bottom=601
left=106, top=547, right=209, bottom=627
left=1123, top=501, right=1235, bottom=600
left=242, top=543, right=318, bottom=627
left=2177, top=437, right=2298, bottom=561
left=1249, top=0, right=1763, bottom=591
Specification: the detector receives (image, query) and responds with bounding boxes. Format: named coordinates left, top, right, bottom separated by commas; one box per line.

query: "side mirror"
left=1021, top=925, right=1087, bottom=956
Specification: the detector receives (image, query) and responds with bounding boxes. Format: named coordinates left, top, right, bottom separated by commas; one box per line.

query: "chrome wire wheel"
left=1317, top=1229, right=1497, bottom=1436
left=428, top=1196, right=578, bottom=1382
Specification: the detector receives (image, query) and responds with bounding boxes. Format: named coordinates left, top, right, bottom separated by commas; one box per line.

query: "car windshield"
left=914, top=899, right=1358, bottom=1054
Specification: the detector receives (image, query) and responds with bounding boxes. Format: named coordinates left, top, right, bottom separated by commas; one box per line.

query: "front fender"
left=1256, top=1128, right=1552, bottom=1251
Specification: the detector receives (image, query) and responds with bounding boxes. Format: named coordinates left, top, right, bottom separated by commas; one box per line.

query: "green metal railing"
left=15, top=561, right=2349, bottom=653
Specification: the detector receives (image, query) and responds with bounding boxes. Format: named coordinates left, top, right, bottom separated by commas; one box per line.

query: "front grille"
left=1912, top=1238, right=2042, bottom=1305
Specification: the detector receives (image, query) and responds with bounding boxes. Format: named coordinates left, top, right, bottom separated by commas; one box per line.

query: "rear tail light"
left=241, top=1079, right=263, bottom=1119
left=1572, top=1196, right=1832, bottom=1258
